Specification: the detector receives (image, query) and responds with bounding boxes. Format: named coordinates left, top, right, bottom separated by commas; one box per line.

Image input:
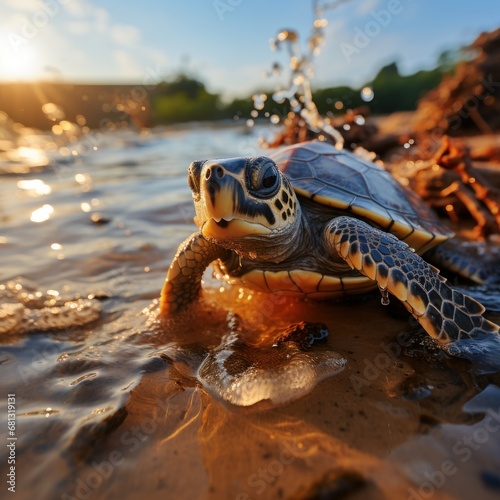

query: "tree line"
left=150, top=60, right=447, bottom=124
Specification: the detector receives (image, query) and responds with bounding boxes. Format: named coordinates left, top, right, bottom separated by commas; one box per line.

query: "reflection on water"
left=1, top=124, right=500, bottom=499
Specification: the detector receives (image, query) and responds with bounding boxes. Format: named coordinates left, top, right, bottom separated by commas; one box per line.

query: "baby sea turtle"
left=161, top=140, right=499, bottom=344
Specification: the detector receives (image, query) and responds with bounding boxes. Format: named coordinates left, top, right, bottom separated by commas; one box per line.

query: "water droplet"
left=272, top=91, right=287, bottom=104
left=272, top=62, right=281, bottom=75
left=246, top=119, right=254, bottom=127
left=270, top=114, right=280, bottom=124
left=354, top=115, right=365, bottom=125
left=277, top=30, right=298, bottom=42
left=378, top=286, right=390, bottom=305
left=252, top=93, right=267, bottom=111
left=314, top=18, right=328, bottom=28
left=292, top=73, right=304, bottom=85
left=290, top=57, right=300, bottom=72
left=360, top=86, right=374, bottom=102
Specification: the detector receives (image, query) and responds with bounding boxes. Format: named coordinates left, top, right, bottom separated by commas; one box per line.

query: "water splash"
left=445, top=334, right=500, bottom=374
left=260, top=0, right=350, bottom=148
left=197, top=319, right=346, bottom=407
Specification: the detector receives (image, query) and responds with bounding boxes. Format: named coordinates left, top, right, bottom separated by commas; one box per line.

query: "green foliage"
left=313, top=63, right=445, bottom=115
left=223, top=97, right=254, bottom=118
left=223, top=94, right=277, bottom=119
left=368, top=62, right=444, bottom=113
left=150, top=74, right=222, bottom=124
left=149, top=61, right=449, bottom=124
left=313, top=85, right=362, bottom=114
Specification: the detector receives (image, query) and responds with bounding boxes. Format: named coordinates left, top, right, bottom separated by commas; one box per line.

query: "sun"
left=2, top=44, right=42, bottom=81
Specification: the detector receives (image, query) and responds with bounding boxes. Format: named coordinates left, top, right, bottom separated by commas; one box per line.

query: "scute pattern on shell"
left=271, top=141, right=453, bottom=252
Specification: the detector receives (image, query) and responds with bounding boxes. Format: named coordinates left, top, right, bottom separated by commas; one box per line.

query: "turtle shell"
left=270, top=140, right=453, bottom=254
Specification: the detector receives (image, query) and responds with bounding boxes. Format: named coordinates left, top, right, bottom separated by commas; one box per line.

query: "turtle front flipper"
left=160, top=233, right=231, bottom=315
left=326, top=216, right=500, bottom=344
left=426, top=239, right=500, bottom=285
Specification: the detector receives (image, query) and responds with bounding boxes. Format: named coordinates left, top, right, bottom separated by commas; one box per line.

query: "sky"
left=0, top=0, right=499, bottom=99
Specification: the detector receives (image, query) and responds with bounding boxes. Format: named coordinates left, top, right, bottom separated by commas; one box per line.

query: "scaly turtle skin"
left=161, top=140, right=499, bottom=344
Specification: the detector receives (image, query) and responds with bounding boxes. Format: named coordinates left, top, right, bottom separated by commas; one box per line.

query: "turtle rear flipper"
left=426, top=239, right=500, bottom=285
left=326, top=216, right=500, bottom=344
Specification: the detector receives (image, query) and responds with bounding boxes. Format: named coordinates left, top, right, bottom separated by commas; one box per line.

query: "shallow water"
left=1, top=124, right=500, bottom=500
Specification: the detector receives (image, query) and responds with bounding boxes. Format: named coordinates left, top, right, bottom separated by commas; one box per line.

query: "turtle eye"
left=262, top=164, right=278, bottom=188
left=247, top=160, right=280, bottom=198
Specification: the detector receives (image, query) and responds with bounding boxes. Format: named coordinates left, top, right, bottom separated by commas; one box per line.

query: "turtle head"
left=187, top=156, right=301, bottom=260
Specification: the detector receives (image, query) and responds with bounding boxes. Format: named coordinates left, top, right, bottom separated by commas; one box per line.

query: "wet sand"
left=1, top=125, right=500, bottom=499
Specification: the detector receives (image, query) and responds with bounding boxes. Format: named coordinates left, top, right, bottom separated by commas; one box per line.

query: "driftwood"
left=391, top=137, right=500, bottom=237
left=414, top=28, right=500, bottom=136
left=264, top=106, right=402, bottom=155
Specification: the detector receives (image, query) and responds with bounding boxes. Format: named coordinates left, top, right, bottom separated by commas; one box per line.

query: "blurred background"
left=0, top=0, right=498, bottom=128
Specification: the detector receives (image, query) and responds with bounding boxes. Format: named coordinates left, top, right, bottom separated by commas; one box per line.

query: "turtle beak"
left=194, top=161, right=271, bottom=239
left=199, top=162, right=237, bottom=224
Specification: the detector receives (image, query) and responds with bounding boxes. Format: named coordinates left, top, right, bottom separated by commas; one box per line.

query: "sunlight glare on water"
left=41, top=102, right=65, bottom=121
left=30, top=204, right=54, bottom=223
left=17, top=179, right=52, bottom=196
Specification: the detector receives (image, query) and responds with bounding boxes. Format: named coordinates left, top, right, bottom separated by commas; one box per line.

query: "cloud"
left=4, top=0, right=40, bottom=11
left=113, top=50, right=144, bottom=79
left=94, top=7, right=109, bottom=32
left=62, top=0, right=86, bottom=17
left=61, top=0, right=108, bottom=32
left=111, top=25, right=141, bottom=46
left=66, top=21, right=90, bottom=35
left=0, top=0, right=164, bottom=84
